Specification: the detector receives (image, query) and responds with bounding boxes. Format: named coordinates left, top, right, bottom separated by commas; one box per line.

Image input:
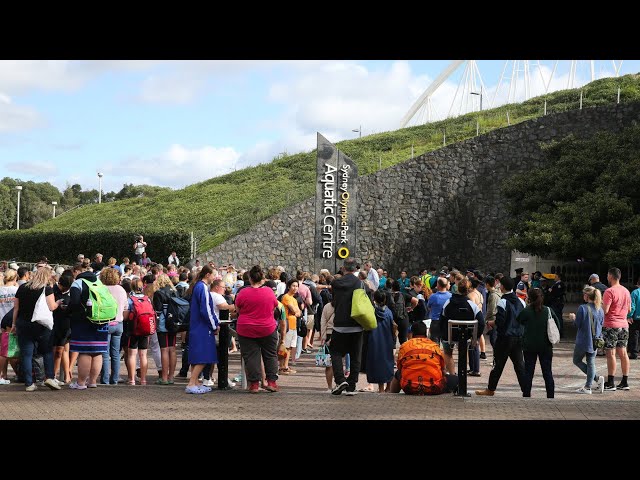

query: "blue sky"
left=0, top=60, right=636, bottom=193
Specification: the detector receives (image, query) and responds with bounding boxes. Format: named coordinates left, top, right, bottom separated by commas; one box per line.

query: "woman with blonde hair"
left=11, top=267, right=62, bottom=391
left=0, top=269, right=19, bottom=384
left=570, top=286, right=605, bottom=394
left=153, top=273, right=178, bottom=384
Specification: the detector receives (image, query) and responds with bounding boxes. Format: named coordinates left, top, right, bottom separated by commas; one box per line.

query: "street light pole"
left=52, top=201, right=57, bottom=218
left=470, top=89, right=483, bottom=111
left=15, top=185, right=22, bottom=230
left=352, top=125, right=361, bottom=139
left=97, top=172, right=103, bottom=204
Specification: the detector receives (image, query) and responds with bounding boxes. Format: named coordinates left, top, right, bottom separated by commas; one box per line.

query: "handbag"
left=587, top=305, right=605, bottom=350
left=546, top=307, right=560, bottom=345
left=314, top=344, right=332, bottom=367
left=7, top=333, right=19, bottom=358
left=351, top=283, right=377, bottom=331
left=31, top=287, right=54, bottom=330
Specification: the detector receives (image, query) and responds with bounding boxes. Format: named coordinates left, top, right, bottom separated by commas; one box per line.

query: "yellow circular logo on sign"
left=337, top=247, right=350, bottom=259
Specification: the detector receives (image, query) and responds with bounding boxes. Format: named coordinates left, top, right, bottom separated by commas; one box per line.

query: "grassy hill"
left=30, top=74, right=640, bottom=254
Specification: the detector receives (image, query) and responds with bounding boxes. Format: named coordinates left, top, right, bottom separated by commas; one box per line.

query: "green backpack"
left=81, top=279, right=118, bottom=325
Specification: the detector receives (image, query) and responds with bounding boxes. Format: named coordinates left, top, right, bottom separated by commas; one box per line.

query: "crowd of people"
left=0, top=251, right=636, bottom=398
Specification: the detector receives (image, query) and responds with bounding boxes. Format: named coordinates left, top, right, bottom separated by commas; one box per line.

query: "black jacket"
left=439, top=293, right=485, bottom=342
left=331, top=273, right=362, bottom=329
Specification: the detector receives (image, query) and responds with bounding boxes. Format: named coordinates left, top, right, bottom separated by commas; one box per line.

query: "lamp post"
left=15, top=185, right=22, bottom=230
left=52, top=201, right=57, bottom=218
left=352, top=125, right=361, bottom=139
left=470, top=88, right=483, bottom=111
left=97, top=172, right=103, bottom=204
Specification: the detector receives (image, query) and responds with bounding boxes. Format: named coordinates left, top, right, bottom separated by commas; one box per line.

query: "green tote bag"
left=351, top=288, right=377, bottom=331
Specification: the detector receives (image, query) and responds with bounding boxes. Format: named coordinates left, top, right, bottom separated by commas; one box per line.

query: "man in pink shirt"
left=602, top=267, right=632, bottom=391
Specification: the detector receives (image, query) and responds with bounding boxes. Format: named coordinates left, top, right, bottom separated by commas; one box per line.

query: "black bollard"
left=217, top=321, right=231, bottom=389
left=455, top=326, right=470, bottom=397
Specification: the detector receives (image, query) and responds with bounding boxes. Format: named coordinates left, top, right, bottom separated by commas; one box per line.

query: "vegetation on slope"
left=10, top=74, right=640, bottom=257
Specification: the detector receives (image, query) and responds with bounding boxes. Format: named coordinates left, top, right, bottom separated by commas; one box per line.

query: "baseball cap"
left=9, top=262, right=18, bottom=270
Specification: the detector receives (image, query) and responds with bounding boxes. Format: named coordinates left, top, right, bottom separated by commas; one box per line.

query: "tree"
left=114, top=183, right=171, bottom=200
left=0, top=184, right=16, bottom=229
left=504, top=126, right=640, bottom=265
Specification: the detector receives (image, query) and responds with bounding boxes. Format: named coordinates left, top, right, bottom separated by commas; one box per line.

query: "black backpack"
left=164, top=290, right=190, bottom=333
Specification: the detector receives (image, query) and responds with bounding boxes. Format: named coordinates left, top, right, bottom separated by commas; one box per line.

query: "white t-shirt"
left=134, top=242, right=146, bottom=255
left=0, top=285, right=18, bottom=319
left=210, top=291, right=227, bottom=320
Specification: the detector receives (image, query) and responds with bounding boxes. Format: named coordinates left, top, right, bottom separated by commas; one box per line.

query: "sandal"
left=127, top=380, right=136, bottom=386
left=358, top=385, right=375, bottom=392
left=185, top=385, right=208, bottom=394
left=155, top=379, right=169, bottom=385
left=167, top=379, right=175, bottom=385
left=140, top=381, right=147, bottom=386
left=87, top=383, right=98, bottom=388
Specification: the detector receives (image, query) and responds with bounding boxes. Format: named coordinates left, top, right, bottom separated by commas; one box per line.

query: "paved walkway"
left=1, top=319, right=639, bottom=420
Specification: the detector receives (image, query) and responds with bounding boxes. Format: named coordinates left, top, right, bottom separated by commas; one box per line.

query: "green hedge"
left=0, top=229, right=191, bottom=265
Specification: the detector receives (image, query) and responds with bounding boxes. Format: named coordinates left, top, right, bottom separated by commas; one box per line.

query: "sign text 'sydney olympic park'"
left=314, top=133, right=358, bottom=273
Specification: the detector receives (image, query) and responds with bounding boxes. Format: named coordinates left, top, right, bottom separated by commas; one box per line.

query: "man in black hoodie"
left=476, top=276, right=527, bottom=396
left=329, top=258, right=363, bottom=396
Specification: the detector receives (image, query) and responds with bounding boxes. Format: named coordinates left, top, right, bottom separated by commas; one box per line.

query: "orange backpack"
left=398, top=338, right=446, bottom=395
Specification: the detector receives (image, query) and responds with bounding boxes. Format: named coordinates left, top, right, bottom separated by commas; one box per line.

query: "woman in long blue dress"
left=366, top=290, right=395, bottom=392
left=184, top=265, right=219, bottom=394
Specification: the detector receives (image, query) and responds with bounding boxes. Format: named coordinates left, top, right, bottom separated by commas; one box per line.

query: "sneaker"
left=35, top=381, right=45, bottom=387
left=25, top=384, right=37, bottom=392
left=44, top=378, right=62, bottom=390
left=604, top=383, right=616, bottom=392
left=344, top=389, right=358, bottom=396
left=480, top=352, right=487, bottom=360
left=575, top=386, right=592, bottom=394
left=468, top=372, right=482, bottom=377
left=331, top=381, right=349, bottom=395
left=202, top=379, right=215, bottom=387
left=0, top=378, right=10, bottom=385
left=475, top=389, right=495, bottom=396
left=249, top=381, right=260, bottom=393
left=54, top=379, right=65, bottom=386
left=596, top=375, right=605, bottom=394
left=264, top=380, right=279, bottom=392
left=227, top=379, right=237, bottom=387
left=616, top=382, right=630, bottom=391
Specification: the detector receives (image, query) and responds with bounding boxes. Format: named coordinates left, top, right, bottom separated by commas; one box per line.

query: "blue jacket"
left=575, top=303, right=603, bottom=354
left=190, top=281, right=219, bottom=330
left=496, top=292, right=526, bottom=337
left=629, top=288, right=640, bottom=320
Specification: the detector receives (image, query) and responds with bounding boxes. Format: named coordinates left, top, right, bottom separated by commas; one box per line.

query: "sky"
left=0, top=59, right=637, bottom=194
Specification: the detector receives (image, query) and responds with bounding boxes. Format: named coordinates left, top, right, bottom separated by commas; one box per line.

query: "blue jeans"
left=101, top=322, right=123, bottom=384
left=16, top=321, right=54, bottom=387
left=573, top=348, right=597, bottom=388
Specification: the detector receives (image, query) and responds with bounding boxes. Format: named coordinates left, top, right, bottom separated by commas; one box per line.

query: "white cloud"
left=109, top=144, right=241, bottom=188
left=0, top=94, right=45, bottom=132
left=138, top=73, right=204, bottom=105
left=5, top=160, right=58, bottom=176
left=268, top=60, right=430, bottom=140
